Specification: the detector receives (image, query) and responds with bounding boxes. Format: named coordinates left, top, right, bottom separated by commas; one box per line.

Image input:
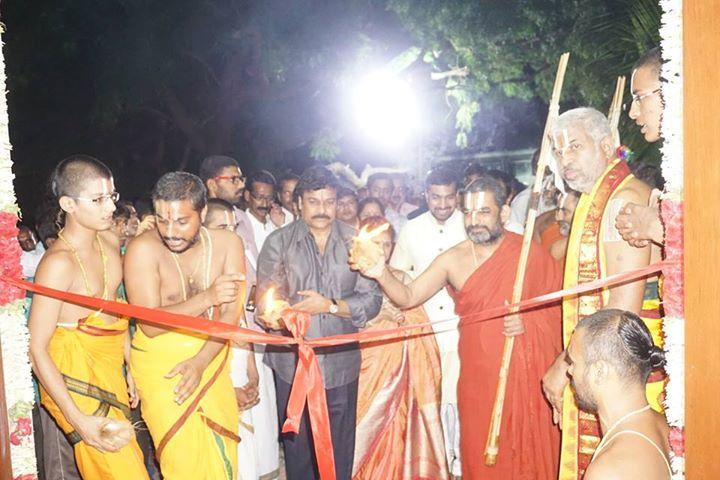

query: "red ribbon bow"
left=280, top=309, right=336, bottom=480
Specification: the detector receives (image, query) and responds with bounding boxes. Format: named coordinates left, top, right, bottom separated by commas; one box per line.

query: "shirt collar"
left=295, top=218, right=341, bottom=245
left=426, top=208, right=461, bottom=227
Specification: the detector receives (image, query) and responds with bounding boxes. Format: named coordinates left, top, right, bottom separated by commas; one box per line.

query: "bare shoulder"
left=615, top=177, right=651, bottom=204
left=588, top=434, right=670, bottom=480
left=433, top=239, right=468, bottom=266
left=584, top=455, right=627, bottom=480
left=124, top=229, right=163, bottom=261
left=34, top=247, right=76, bottom=289
left=206, top=228, right=244, bottom=250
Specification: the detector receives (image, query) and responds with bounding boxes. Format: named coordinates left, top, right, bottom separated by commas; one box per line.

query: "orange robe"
left=353, top=290, right=449, bottom=480
left=452, top=233, right=562, bottom=479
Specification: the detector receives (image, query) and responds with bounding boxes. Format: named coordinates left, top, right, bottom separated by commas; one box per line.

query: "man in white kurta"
left=389, top=166, right=467, bottom=477
left=204, top=168, right=280, bottom=480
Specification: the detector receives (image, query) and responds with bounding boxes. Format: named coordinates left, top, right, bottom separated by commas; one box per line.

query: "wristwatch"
left=328, top=298, right=339, bottom=315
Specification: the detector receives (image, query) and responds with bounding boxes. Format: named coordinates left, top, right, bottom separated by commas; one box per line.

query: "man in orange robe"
left=351, top=175, right=562, bottom=478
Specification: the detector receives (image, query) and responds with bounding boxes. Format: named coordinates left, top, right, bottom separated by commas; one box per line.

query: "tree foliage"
left=387, top=0, right=661, bottom=157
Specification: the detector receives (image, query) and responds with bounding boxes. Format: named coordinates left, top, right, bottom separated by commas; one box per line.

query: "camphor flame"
left=264, top=287, right=283, bottom=317
left=356, top=222, right=390, bottom=242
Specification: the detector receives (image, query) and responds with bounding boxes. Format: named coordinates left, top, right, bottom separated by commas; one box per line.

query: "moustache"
left=162, top=237, right=185, bottom=243
left=312, top=215, right=331, bottom=220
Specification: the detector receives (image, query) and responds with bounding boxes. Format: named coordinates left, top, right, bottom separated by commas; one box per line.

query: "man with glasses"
left=233, top=169, right=283, bottom=480
left=615, top=47, right=666, bottom=247
left=29, top=155, right=149, bottom=479
left=199, top=155, right=246, bottom=207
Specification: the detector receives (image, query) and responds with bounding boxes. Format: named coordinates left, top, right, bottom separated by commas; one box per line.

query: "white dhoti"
left=231, top=346, right=281, bottom=480
left=440, top=350, right=461, bottom=477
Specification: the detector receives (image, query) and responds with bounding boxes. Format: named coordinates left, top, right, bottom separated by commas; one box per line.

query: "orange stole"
left=559, top=159, right=664, bottom=479
left=353, top=299, right=448, bottom=480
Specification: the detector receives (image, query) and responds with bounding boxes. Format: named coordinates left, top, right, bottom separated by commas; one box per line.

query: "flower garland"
left=0, top=28, right=39, bottom=479
left=659, top=0, right=685, bottom=478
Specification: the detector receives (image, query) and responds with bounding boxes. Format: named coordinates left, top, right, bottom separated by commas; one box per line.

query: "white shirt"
left=247, top=212, right=277, bottom=252
left=390, top=209, right=467, bottom=353
left=21, top=243, right=45, bottom=279
left=281, top=207, right=294, bottom=227
left=385, top=207, right=407, bottom=234
left=508, top=184, right=557, bottom=234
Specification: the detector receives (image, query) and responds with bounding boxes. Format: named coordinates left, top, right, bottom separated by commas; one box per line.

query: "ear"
left=206, top=180, right=217, bottom=197
left=200, top=206, right=208, bottom=224
left=592, top=360, right=611, bottom=385
left=500, top=203, right=511, bottom=225
left=243, top=189, right=250, bottom=203
left=58, top=196, right=76, bottom=214
left=600, top=135, right=615, bottom=160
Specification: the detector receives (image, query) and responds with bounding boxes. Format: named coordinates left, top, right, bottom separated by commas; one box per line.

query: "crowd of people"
left=19, top=46, right=672, bottom=480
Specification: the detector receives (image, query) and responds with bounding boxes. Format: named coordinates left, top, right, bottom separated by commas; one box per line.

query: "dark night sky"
left=1, top=1, right=544, bottom=226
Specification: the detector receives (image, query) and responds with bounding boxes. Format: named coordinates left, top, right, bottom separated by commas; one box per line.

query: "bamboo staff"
left=483, top=52, right=570, bottom=466
left=607, top=76, right=626, bottom=146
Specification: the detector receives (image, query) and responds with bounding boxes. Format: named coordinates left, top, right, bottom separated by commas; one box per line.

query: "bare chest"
left=156, top=250, right=222, bottom=306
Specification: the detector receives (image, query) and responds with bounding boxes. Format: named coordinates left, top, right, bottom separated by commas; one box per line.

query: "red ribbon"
left=280, top=309, right=336, bottom=480
left=0, top=259, right=668, bottom=480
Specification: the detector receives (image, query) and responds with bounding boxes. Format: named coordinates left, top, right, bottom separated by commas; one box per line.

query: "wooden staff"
left=607, top=76, right=626, bottom=146
left=483, top=52, right=570, bottom=466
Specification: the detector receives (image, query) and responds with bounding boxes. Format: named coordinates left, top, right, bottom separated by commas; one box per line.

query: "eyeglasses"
left=72, top=192, right=120, bottom=205
left=213, top=175, right=245, bottom=185
left=623, top=88, right=661, bottom=111
left=249, top=191, right=275, bottom=203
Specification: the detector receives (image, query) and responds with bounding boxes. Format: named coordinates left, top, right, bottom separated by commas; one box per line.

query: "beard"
left=570, top=376, right=598, bottom=413
left=558, top=220, right=571, bottom=237
left=160, top=231, right=200, bottom=253
left=466, top=222, right=504, bottom=246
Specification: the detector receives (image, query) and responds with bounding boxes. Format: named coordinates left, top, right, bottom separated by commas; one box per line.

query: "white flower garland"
left=659, top=0, right=684, bottom=196
left=0, top=28, right=38, bottom=478
left=659, top=0, right=685, bottom=478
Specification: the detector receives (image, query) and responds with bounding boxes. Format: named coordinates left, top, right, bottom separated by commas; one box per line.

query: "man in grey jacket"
left=256, top=165, right=382, bottom=480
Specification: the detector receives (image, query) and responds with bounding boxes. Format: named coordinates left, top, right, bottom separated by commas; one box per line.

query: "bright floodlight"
left=351, top=72, right=419, bottom=148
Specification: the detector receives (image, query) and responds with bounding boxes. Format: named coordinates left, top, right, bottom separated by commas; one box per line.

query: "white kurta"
left=232, top=211, right=281, bottom=480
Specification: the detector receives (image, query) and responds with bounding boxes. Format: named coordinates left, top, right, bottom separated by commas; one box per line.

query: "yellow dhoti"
left=40, top=314, right=148, bottom=480
left=130, top=328, right=239, bottom=480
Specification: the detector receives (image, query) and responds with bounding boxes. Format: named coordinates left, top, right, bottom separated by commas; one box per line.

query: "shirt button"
left=439, top=229, right=444, bottom=234
left=439, top=306, right=444, bottom=310
left=438, top=247, right=443, bottom=252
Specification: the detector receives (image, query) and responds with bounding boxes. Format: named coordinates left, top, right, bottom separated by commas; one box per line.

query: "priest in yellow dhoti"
left=125, top=172, right=246, bottom=479
left=541, top=108, right=665, bottom=479
left=29, top=155, right=148, bottom=479
left=131, top=329, right=239, bottom=479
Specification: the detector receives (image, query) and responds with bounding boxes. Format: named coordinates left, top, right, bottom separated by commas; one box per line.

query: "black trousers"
left=275, top=376, right=358, bottom=480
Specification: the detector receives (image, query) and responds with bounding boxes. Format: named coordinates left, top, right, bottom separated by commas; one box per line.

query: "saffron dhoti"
left=40, top=314, right=148, bottom=480
left=130, top=329, right=239, bottom=480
